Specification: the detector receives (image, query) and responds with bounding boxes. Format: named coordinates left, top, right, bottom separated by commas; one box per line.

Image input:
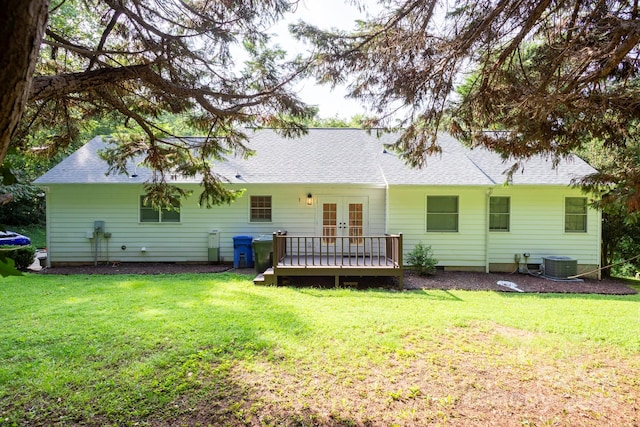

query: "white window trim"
left=564, top=197, right=588, bottom=233
left=249, top=195, right=273, bottom=223
left=489, top=196, right=510, bottom=232
left=426, top=195, right=459, bottom=233
left=139, top=195, right=181, bottom=224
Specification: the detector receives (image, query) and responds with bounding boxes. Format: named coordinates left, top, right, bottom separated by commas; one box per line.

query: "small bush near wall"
left=407, top=242, right=438, bottom=276
left=1, top=245, right=36, bottom=270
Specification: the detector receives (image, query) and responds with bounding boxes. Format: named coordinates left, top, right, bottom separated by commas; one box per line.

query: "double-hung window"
left=427, top=196, right=458, bottom=232
left=140, top=196, right=180, bottom=223
left=565, top=197, right=587, bottom=232
left=250, top=195, right=272, bottom=222
left=489, top=196, right=510, bottom=231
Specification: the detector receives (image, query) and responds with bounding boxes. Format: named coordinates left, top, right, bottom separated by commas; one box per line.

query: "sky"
left=270, top=0, right=373, bottom=119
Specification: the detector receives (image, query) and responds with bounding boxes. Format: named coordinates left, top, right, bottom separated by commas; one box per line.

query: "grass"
left=1, top=273, right=639, bottom=426
left=6, top=224, right=46, bottom=248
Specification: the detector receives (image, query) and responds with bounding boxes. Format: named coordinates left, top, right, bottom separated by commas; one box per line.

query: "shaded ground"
left=23, top=263, right=640, bottom=426
left=34, top=262, right=637, bottom=295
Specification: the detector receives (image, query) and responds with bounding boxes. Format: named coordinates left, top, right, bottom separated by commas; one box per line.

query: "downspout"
left=379, top=156, right=390, bottom=234
left=596, top=204, right=602, bottom=280
left=485, top=188, right=493, bottom=273
left=464, top=152, right=497, bottom=274
left=43, top=186, right=51, bottom=268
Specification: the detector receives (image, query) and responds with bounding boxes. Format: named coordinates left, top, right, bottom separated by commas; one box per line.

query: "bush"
left=406, top=242, right=438, bottom=276
left=1, top=245, right=36, bottom=270
left=0, top=184, right=45, bottom=226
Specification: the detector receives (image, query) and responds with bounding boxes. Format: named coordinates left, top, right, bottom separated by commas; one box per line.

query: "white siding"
left=44, top=183, right=386, bottom=264
left=486, top=186, right=600, bottom=266
left=387, top=185, right=600, bottom=269
left=44, top=182, right=599, bottom=270
left=387, top=186, right=487, bottom=267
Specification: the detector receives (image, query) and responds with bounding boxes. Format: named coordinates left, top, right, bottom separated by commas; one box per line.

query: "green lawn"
left=8, top=224, right=46, bottom=249
left=1, top=273, right=639, bottom=426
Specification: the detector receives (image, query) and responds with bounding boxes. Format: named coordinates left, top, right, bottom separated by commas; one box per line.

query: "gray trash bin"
left=252, top=234, right=274, bottom=273
left=208, top=230, right=219, bottom=263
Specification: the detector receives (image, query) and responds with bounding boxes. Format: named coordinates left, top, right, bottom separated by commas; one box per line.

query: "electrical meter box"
left=94, top=220, right=105, bottom=233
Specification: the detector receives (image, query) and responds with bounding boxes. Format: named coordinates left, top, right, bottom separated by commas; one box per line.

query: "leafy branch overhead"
left=294, top=0, right=640, bottom=210
left=2, top=0, right=315, bottom=208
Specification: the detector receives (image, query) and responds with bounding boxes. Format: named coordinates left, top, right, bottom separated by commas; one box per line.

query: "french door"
left=318, top=197, right=368, bottom=249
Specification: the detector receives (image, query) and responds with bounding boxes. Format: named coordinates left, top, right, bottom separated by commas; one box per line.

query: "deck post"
left=272, top=232, right=278, bottom=284
left=272, top=232, right=278, bottom=262
left=397, top=233, right=404, bottom=290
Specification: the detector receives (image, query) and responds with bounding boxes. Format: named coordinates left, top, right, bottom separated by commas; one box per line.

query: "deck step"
left=253, top=267, right=276, bottom=286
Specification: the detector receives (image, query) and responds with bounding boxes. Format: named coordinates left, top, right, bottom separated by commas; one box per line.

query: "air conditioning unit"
left=542, top=256, right=577, bottom=279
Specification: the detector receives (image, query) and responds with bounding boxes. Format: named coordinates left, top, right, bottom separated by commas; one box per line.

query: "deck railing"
left=272, top=233, right=403, bottom=268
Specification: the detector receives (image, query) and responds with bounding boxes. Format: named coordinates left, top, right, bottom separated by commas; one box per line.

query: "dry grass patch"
left=217, top=322, right=640, bottom=426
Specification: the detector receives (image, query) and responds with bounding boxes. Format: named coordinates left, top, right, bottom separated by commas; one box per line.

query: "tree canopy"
left=1, top=0, right=314, bottom=208
left=294, top=0, right=640, bottom=210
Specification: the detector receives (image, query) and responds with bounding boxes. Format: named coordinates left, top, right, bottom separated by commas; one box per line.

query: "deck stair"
left=253, top=267, right=276, bottom=285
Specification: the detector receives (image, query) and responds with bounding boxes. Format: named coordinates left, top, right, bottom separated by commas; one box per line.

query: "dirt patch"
left=35, top=263, right=637, bottom=295
left=167, top=322, right=640, bottom=426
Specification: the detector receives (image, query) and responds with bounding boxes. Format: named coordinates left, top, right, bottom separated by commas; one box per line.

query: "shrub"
left=1, top=245, right=36, bottom=270
left=0, top=183, right=46, bottom=226
left=406, top=242, right=438, bottom=276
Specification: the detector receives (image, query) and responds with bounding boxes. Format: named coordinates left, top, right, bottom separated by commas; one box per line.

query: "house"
left=34, top=129, right=601, bottom=279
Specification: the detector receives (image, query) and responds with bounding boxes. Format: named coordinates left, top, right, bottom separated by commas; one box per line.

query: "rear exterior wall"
left=43, top=183, right=387, bottom=265
left=386, top=185, right=600, bottom=275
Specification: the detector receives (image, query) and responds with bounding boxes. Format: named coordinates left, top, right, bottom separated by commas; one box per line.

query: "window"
left=250, top=195, right=272, bottom=222
left=427, top=196, right=458, bottom=232
left=489, top=196, right=510, bottom=231
left=565, top=197, right=587, bottom=232
left=139, top=196, right=180, bottom=223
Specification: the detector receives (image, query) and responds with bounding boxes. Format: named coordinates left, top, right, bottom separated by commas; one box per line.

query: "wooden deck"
left=254, top=233, right=403, bottom=289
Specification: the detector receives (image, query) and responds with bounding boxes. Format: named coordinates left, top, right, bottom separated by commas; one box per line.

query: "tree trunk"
left=0, top=0, right=49, bottom=165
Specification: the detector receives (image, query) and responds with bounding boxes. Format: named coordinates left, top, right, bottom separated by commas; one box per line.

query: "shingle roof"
left=463, top=144, right=596, bottom=185
left=34, top=129, right=597, bottom=186
left=378, top=133, right=496, bottom=185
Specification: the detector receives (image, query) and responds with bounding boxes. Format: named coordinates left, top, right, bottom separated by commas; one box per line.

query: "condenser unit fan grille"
left=543, top=256, right=577, bottom=279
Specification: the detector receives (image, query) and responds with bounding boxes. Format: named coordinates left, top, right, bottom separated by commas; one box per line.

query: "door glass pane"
left=348, top=203, right=363, bottom=244
left=322, top=203, right=337, bottom=244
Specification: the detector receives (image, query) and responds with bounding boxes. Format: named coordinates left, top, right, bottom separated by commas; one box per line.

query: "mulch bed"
left=403, top=270, right=637, bottom=295
left=33, top=262, right=637, bottom=295
left=36, top=262, right=232, bottom=276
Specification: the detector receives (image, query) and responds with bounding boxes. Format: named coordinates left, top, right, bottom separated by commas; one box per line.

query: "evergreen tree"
left=295, top=0, right=640, bottom=210
left=1, top=0, right=314, bottom=208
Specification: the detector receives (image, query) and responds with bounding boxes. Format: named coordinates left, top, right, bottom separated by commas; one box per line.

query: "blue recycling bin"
left=233, top=235, right=254, bottom=268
